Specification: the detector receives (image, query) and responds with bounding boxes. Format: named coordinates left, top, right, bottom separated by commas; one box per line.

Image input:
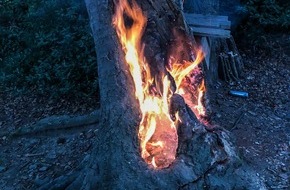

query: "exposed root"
left=39, top=172, right=80, bottom=190
left=0, top=109, right=100, bottom=138
left=39, top=155, right=92, bottom=190
left=36, top=109, right=265, bottom=190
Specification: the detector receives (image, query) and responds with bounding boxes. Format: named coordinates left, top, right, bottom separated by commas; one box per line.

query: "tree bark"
left=40, top=0, right=264, bottom=189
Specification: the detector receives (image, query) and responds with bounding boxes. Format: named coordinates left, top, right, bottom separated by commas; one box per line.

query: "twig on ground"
left=231, top=111, right=245, bottom=131
left=19, top=162, right=30, bottom=170
left=270, top=185, right=289, bottom=189
left=25, top=153, right=45, bottom=157
left=266, top=167, right=277, bottom=174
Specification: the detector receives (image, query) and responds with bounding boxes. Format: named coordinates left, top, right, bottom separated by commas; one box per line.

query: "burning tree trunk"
left=40, top=0, right=264, bottom=189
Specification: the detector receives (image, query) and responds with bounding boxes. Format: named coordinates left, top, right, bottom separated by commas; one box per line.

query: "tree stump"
left=39, top=0, right=264, bottom=189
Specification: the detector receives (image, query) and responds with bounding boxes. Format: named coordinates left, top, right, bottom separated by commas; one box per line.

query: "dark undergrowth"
left=235, top=0, right=290, bottom=51
left=0, top=0, right=98, bottom=99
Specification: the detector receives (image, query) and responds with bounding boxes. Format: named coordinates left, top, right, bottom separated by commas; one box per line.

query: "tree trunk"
left=40, top=0, right=264, bottom=189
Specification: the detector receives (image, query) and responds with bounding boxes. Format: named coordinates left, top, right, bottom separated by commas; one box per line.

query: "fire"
left=112, top=0, right=206, bottom=169
left=168, top=50, right=204, bottom=94
left=194, top=80, right=206, bottom=117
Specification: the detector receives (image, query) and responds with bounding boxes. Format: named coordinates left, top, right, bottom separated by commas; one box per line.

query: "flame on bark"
left=112, top=0, right=206, bottom=169
left=194, top=80, right=206, bottom=117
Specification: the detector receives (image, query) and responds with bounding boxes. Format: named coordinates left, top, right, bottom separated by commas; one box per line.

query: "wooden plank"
left=184, top=13, right=228, bottom=22
left=184, top=13, right=231, bottom=29
left=220, top=22, right=231, bottom=30
left=190, top=27, right=231, bottom=38
left=186, top=17, right=231, bottom=29
left=200, top=37, right=211, bottom=69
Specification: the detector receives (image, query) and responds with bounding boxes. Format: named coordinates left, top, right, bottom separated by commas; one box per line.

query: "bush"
left=236, top=0, right=289, bottom=49
left=243, top=0, right=290, bottom=30
left=0, top=0, right=98, bottom=98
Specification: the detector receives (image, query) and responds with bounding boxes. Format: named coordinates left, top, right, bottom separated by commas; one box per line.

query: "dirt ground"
left=0, top=35, right=289, bottom=189
left=208, top=36, right=290, bottom=189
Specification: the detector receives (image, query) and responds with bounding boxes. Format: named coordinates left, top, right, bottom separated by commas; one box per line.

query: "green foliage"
left=0, top=0, right=98, bottom=98
left=244, top=0, right=290, bottom=30
left=237, top=0, right=289, bottom=49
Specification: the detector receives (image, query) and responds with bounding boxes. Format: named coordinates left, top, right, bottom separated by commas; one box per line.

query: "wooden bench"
left=184, top=13, right=232, bottom=69
left=184, top=13, right=231, bottom=38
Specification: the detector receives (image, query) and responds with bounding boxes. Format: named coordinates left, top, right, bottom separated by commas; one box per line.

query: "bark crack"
left=177, top=160, right=226, bottom=190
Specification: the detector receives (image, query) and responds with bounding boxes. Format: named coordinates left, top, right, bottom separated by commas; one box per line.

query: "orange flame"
left=167, top=31, right=207, bottom=121
left=194, top=79, right=206, bottom=117
left=112, top=0, right=177, bottom=169
left=168, top=49, right=204, bottom=93
left=112, top=0, right=206, bottom=169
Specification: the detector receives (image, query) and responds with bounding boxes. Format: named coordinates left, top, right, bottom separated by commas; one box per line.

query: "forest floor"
left=0, top=34, right=289, bottom=189
left=209, top=33, right=289, bottom=189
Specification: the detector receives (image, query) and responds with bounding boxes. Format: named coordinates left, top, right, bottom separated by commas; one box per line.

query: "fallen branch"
left=266, top=167, right=277, bottom=174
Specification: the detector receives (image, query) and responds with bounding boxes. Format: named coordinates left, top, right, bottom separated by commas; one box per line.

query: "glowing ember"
left=112, top=0, right=206, bottom=169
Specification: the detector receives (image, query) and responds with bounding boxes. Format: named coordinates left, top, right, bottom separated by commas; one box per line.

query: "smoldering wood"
left=170, top=94, right=201, bottom=143
left=36, top=0, right=265, bottom=189
left=142, top=0, right=195, bottom=94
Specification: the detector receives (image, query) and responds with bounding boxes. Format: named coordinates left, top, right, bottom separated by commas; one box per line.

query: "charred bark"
left=39, top=0, right=264, bottom=189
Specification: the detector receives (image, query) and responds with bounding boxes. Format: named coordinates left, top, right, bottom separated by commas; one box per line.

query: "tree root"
left=39, top=155, right=92, bottom=190
left=37, top=127, right=266, bottom=190
left=0, top=109, right=101, bottom=138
